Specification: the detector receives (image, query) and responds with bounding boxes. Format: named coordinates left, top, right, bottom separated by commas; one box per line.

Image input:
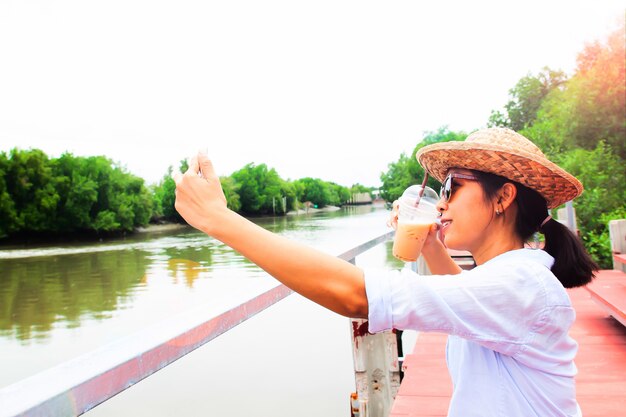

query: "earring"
left=496, top=209, right=501, bottom=215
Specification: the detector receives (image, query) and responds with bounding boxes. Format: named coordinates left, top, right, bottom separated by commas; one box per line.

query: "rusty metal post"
left=349, top=319, right=400, bottom=417
left=347, top=251, right=400, bottom=417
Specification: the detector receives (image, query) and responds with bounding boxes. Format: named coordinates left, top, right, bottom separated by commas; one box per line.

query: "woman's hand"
left=173, top=152, right=228, bottom=235
left=422, top=221, right=444, bottom=252
left=420, top=219, right=462, bottom=275
left=387, top=200, right=442, bottom=249
left=386, top=200, right=400, bottom=229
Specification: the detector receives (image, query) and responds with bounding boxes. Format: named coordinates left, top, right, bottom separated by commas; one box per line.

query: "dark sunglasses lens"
left=441, top=176, right=451, bottom=201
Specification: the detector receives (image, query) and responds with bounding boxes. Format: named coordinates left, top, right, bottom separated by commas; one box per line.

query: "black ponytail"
left=472, top=170, right=598, bottom=288
left=541, top=218, right=598, bottom=287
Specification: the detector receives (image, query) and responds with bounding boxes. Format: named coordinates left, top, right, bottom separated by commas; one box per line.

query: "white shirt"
left=364, top=248, right=581, bottom=417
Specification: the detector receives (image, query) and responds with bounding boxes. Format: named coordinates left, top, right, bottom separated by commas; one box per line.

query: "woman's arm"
left=421, top=231, right=462, bottom=275
left=174, top=153, right=368, bottom=318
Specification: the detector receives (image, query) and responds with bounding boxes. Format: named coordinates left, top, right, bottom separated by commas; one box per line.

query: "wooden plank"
left=614, top=252, right=626, bottom=265
left=569, top=288, right=626, bottom=416
left=389, top=333, right=450, bottom=416
left=585, top=269, right=626, bottom=327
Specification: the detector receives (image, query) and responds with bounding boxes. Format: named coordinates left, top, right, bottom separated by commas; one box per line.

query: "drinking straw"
left=414, top=173, right=429, bottom=207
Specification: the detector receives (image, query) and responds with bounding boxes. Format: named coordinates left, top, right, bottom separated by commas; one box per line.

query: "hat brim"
left=416, top=141, right=583, bottom=209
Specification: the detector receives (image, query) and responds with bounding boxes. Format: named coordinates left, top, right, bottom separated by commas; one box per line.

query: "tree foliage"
left=231, top=163, right=288, bottom=214
left=291, top=177, right=346, bottom=208
left=554, top=142, right=626, bottom=267
left=149, top=161, right=353, bottom=221
left=569, top=25, right=625, bottom=158
left=487, top=23, right=625, bottom=267
left=152, top=163, right=186, bottom=223
left=220, top=176, right=242, bottom=212
left=488, top=67, right=566, bottom=131
left=379, top=127, right=466, bottom=202
left=0, top=149, right=153, bottom=239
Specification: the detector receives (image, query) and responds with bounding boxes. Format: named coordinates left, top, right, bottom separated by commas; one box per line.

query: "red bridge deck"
left=390, top=286, right=626, bottom=416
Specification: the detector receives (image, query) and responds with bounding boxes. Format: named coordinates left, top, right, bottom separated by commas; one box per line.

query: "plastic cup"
left=392, top=185, right=439, bottom=262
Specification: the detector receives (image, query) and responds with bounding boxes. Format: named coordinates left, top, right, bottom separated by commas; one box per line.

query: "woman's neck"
left=471, top=217, right=524, bottom=265
left=472, top=238, right=524, bottom=265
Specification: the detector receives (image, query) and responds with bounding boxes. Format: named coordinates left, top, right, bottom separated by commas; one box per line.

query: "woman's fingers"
left=386, top=200, right=400, bottom=229
left=174, top=153, right=217, bottom=184
left=186, top=156, right=199, bottom=176
left=198, top=152, right=218, bottom=180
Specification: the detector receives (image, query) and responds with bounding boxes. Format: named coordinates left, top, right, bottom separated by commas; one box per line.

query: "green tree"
left=327, top=182, right=351, bottom=206
left=231, top=163, right=263, bottom=214
left=350, top=183, right=374, bottom=195
left=522, top=24, right=625, bottom=158
left=379, top=153, right=414, bottom=203
left=55, top=154, right=152, bottom=233
left=488, top=68, right=566, bottom=131
left=291, top=179, right=306, bottom=210
left=569, top=24, right=625, bottom=158
left=0, top=149, right=153, bottom=237
left=554, top=142, right=626, bottom=268
left=278, top=179, right=298, bottom=212
left=152, top=161, right=187, bottom=223
left=380, top=127, right=466, bottom=202
left=294, top=177, right=331, bottom=208
left=0, top=151, right=18, bottom=238
left=104, top=169, right=152, bottom=231
left=220, top=176, right=241, bottom=212
left=4, top=148, right=60, bottom=233
left=231, top=163, right=286, bottom=215
left=153, top=175, right=180, bottom=221
left=52, top=153, right=99, bottom=231
left=486, top=23, right=625, bottom=267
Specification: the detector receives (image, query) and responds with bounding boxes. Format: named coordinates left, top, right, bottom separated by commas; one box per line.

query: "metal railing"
left=0, top=231, right=395, bottom=417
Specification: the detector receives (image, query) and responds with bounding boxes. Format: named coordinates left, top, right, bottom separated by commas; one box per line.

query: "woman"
left=174, top=127, right=597, bottom=417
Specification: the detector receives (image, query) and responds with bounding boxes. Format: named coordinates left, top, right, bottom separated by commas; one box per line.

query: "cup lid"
left=401, top=185, right=438, bottom=206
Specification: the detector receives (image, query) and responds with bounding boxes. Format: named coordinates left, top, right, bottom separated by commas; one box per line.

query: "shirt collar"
left=485, top=248, right=555, bottom=269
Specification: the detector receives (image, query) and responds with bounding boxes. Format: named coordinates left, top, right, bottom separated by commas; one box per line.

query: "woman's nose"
left=436, top=197, right=447, bottom=214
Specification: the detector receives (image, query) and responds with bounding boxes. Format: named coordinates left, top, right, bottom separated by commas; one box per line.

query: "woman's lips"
left=440, top=219, right=452, bottom=233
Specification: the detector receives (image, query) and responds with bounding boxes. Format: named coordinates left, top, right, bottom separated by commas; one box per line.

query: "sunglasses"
left=440, top=173, right=479, bottom=202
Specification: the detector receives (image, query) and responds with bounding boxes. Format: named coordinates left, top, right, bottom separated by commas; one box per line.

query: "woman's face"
left=436, top=168, right=496, bottom=253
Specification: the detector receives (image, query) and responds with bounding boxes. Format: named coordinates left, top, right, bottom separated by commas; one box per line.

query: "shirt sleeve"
left=363, top=263, right=558, bottom=356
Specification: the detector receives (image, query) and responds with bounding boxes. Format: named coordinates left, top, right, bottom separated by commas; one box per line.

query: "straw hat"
left=415, top=127, right=583, bottom=208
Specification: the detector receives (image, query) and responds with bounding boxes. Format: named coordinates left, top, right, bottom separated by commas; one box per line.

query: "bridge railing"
left=0, top=231, right=395, bottom=417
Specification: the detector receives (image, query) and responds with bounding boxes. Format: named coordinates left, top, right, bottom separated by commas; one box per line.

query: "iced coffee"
left=392, top=185, right=438, bottom=262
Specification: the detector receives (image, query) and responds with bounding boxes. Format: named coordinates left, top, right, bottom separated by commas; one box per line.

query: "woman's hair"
left=471, top=170, right=598, bottom=288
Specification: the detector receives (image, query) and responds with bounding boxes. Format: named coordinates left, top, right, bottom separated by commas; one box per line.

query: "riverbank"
left=0, top=206, right=350, bottom=247
left=0, top=222, right=190, bottom=248
left=134, top=223, right=189, bottom=234
left=286, top=205, right=341, bottom=215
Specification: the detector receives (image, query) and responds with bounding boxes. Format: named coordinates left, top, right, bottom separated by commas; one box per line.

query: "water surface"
left=0, top=206, right=406, bottom=416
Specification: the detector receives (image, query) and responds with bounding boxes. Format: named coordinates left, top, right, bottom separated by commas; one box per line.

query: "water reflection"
left=159, top=240, right=214, bottom=287
left=384, top=240, right=406, bottom=269
left=0, top=227, right=228, bottom=341
left=0, top=205, right=389, bottom=344
left=0, top=249, right=149, bottom=341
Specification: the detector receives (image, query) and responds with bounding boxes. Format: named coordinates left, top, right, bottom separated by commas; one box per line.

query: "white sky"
left=0, top=1, right=623, bottom=187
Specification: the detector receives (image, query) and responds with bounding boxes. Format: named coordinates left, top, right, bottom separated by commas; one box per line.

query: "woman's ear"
left=498, top=183, right=517, bottom=211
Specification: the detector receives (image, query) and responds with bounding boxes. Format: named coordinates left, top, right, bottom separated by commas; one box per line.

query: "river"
left=0, top=205, right=411, bottom=416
